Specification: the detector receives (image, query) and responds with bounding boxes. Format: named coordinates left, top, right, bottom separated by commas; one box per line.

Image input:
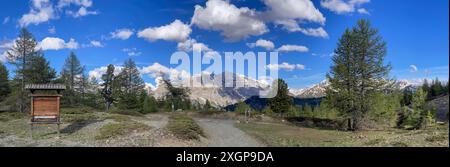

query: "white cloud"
left=3, top=17, right=10, bottom=24
left=247, top=39, right=275, bottom=50
left=320, top=0, right=370, bottom=14
left=191, top=0, right=268, bottom=42
left=177, top=39, right=213, bottom=52
left=262, top=0, right=328, bottom=38
left=357, top=8, right=370, bottom=15
left=57, top=0, right=93, bottom=8
left=89, top=40, right=103, bottom=47
left=88, top=65, right=123, bottom=80
left=122, top=48, right=142, bottom=56
left=262, top=0, right=326, bottom=25
left=274, top=20, right=329, bottom=38
left=19, top=0, right=98, bottom=27
left=276, top=44, right=309, bottom=52
left=145, top=83, right=156, bottom=91
left=110, top=29, right=134, bottom=40
left=37, top=37, right=79, bottom=50
left=67, top=6, right=98, bottom=18
left=19, top=0, right=55, bottom=27
left=138, top=19, right=192, bottom=42
left=48, top=26, right=56, bottom=34
left=141, top=63, right=191, bottom=85
left=409, top=65, right=418, bottom=72
left=266, top=62, right=305, bottom=71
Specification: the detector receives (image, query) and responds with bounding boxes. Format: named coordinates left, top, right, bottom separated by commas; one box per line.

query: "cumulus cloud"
left=88, top=65, right=123, bottom=80
left=57, top=0, right=93, bottom=8
left=357, top=8, right=370, bottom=15
left=247, top=39, right=275, bottom=50
left=276, top=44, right=309, bottom=53
left=19, top=0, right=98, bottom=27
left=191, top=0, right=268, bottom=42
left=266, top=62, right=305, bottom=71
left=177, top=39, right=213, bottom=52
left=19, top=0, right=55, bottom=27
left=122, top=48, right=142, bottom=56
left=138, top=20, right=192, bottom=42
left=110, top=29, right=134, bottom=40
left=37, top=37, right=79, bottom=50
left=141, top=63, right=191, bottom=86
left=263, top=0, right=326, bottom=24
left=67, top=6, right=98, bottom=18
left=320, top=0, right=370, bottom=14
left=410, top=65, right=418, bottom=72
left=89, top=40, right=103, bottom=47
left=262, top=0, right=328, bottom=38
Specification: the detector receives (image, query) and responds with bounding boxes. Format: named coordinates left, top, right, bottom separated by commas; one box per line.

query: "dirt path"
left=193, top=117, right=265, bottom=147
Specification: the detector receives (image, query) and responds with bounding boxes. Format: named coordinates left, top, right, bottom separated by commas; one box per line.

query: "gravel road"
left=193, top=117, right=264, bottom=147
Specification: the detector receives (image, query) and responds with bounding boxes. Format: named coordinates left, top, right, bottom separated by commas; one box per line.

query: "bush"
left=234, top=101, right=251, bottom=115
left=166, top=115, right=204, bottom=140
left=142, top=96, right=158, bottom=114
left=95, top=122, right=150, bottom=140
left=109, top=107, right=143, bottom=116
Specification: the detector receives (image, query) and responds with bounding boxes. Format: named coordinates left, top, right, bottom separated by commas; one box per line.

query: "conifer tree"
left=326, top=19, right=391, bottom=130
left=268, top=79, right=292, bottom=117
left=61, top=52, right=85, bottom=105
left=116, top=59, right=145, bottom=109
left=7, top=28, right=38, bottom=112
left=0, top=61, right=11, bottom=101
left=101, top=64, right=115, bottom=111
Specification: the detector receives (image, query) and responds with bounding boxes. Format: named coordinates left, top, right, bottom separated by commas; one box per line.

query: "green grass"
left=236, top=122, right=351, bottom=147
left=0, top=112, right=27, bottom=122
left=95, top=122, right=150, bottom=140
left=105, top=114, right=131, bottom=122
left=236, top=122, right=449, bottom=147
left=166, top=115, right=204, bottom=140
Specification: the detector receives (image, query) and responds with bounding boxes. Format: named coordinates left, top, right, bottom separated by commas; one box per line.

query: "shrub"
left=166, top=115, right=204, bottom=140
left=95, top=122, right=150, bottom=140
left=142, top=96, right=158, bottom=114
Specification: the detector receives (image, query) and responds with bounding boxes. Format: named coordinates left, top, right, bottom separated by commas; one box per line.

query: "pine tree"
left=326, top=19, right=391, bottom=130
left=61, top=52, right=85, bottom=106
left=162, top=78, right=190, bottom=111
left=422, top=79, right=431, bottom=99
left=7, top=28, right=38, bottom=112
left=101, top=64, right=115, bottom=111
left=0, top=61, right=11, bottom=101
left=116, top=59, right=145, bottom=109
left=26, top=53, right=56, bottom=84
left=430, top=78, right=443, bottom=97
left=268, top=79, right=292, bottom=117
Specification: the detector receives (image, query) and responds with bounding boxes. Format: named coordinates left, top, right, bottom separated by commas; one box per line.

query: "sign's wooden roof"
left=25, top=84, right=66, bottom=90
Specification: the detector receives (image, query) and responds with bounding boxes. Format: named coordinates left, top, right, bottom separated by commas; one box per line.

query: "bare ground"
left=193, top=117, right=265, bottom=147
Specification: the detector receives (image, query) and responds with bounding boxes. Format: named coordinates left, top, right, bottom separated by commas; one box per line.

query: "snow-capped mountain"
left=152, top=72, right=422, bottom=107
left=290, top=80, right=329, bottom=98
left=290, top=79, right=417, bottom=98
left=152, top=72, right=269, bottom=107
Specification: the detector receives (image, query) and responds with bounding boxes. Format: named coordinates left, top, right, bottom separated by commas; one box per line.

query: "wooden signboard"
left=25, top=84, right=65, bottom=138
left=31, top=95, right=61, bottom=122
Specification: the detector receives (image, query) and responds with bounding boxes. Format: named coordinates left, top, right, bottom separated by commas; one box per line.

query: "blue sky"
left=0, top=0, right=448, bottom=89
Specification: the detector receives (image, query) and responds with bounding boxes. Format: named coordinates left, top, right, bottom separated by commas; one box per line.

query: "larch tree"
left=326, top=19, right=391, bottom=130
left=6, top=28, right=38, bottom=112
